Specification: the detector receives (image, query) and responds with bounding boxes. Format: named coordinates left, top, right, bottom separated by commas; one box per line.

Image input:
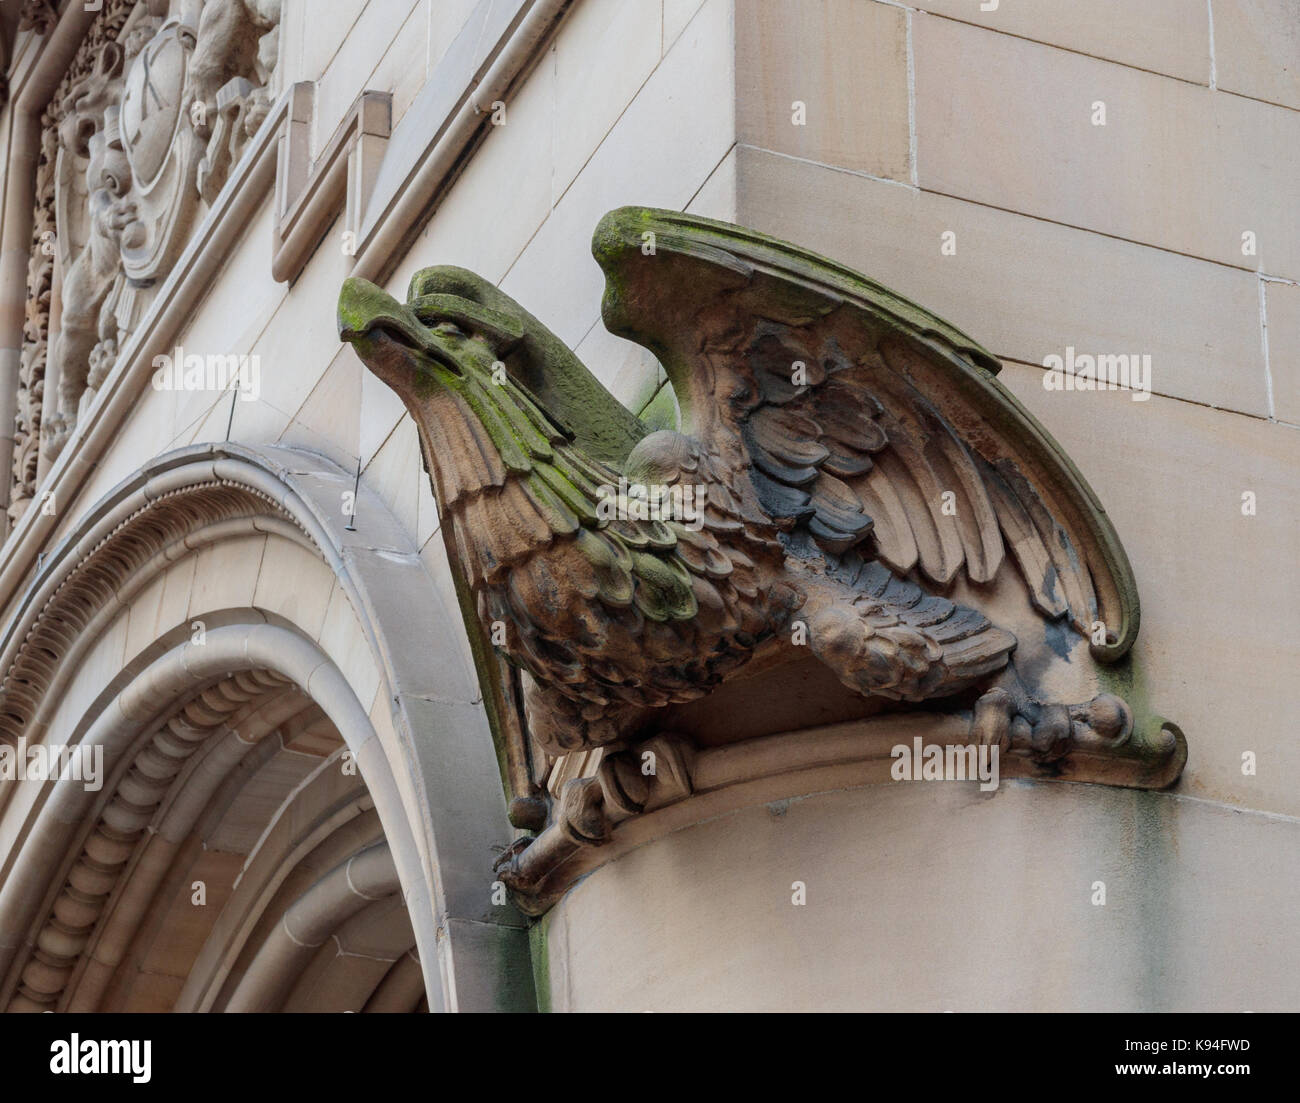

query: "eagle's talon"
left=491, top=836, right=535, bottom=890
left=1030, top=704, right=1072, bottom=762
left=1075, top=694, right=1132, bottom=744
left=976, top=676, right=1133, bottom=765
left=973, top=686, right=1015, bottom=751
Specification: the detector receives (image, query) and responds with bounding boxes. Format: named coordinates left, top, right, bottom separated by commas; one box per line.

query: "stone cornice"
left=349, top=0, right=572, bottom=285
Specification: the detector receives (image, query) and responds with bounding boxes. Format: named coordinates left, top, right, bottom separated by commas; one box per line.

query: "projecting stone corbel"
left=271, top=83, right=391, bottom=283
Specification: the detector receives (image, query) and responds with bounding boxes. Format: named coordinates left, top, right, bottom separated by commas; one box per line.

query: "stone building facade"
left=0, top=0, right=1295, bottom=1012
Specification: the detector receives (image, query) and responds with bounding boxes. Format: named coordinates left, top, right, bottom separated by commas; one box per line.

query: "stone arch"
left=0, top=442, right=532, bottom=1012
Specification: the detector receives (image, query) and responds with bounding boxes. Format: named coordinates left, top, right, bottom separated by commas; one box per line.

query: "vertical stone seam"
left=1205, top=0, right=1217, bottom=90
left=1257, top=276, right=1275, bottom=421
left=906, top=7, right=918, bottom=187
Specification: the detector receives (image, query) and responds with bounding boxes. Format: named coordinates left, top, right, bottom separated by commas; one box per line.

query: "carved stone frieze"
left=339, top=207, right=1189, bottom=913
left=9, top=0, right=280, bottom=521
left=9, top=0, right=140, bottom=524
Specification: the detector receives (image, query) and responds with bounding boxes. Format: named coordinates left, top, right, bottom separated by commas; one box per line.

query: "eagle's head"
left=337, top=275, right=523, bottom=404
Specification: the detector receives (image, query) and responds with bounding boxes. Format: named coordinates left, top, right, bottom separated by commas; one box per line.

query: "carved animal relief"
left=9, top=0, right=279, bottom=523
left=338, top=207, right=1186, bottom=913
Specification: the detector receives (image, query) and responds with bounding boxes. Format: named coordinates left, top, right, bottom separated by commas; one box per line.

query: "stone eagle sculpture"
left=338, top=208, right=1182, bottom=851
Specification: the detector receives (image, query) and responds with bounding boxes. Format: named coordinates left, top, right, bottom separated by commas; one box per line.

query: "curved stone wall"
left=541, top=778, right=1300, bottom=1011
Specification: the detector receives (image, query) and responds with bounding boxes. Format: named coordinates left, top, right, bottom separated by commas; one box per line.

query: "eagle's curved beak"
left=338, top=276, right=432, bottom=352
left=339, top=276, right=528, bottom=404
left=338, top=276, right=468, bottom=401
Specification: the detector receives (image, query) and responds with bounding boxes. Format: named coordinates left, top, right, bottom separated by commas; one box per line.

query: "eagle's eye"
left=432, top=322, right=465, bottom=340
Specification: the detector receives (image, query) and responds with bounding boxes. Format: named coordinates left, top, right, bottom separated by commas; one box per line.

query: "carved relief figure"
left=44, top=131, right=137, bottom=452
left=190, top=0, right=281, bottom=202
left=339, top=208, right=1184, bottom=860
left=12, top=0, right=282, bottom=491
left=42, top=33, right=146, bottom=455
left=8, top=0, right=144, bottom=522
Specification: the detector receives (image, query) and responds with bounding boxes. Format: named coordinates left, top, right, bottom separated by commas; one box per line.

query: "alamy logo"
left=50, top=1035, right=151, bottom=1083
left=1042, top=346, right=1151, bottom=401
left=0, top=737, right=102, bottom=792
left=890, top=738, right=1000, bottom=792
left=151, top=344, right=260, bottom=401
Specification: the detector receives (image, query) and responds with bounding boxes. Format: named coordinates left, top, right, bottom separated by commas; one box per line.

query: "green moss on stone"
left=529, top=915, right=553, bottom=1014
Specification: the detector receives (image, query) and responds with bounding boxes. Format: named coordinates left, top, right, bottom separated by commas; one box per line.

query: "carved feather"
left=593, top=207, right=1139, bottom=661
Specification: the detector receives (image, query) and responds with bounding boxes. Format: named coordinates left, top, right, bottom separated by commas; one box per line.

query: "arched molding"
left=0, top=442, right=533, bottom=1011
left=0, top=623, right=419, bottom=1010
left=174, top=755, right=383, bottom=1014
left=364, top=950, right=426, bottom=1013
left=66, top=684, right=324, bottom=1013
left=224, top=840, right=401, bottom=1013
left=282, top=891, right=417, bottom=1012
left=6, top=665, right=303, bottom=1011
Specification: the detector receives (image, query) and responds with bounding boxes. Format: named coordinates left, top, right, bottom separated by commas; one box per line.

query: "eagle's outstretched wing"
left=591, top=207, right=1139, bottom=662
